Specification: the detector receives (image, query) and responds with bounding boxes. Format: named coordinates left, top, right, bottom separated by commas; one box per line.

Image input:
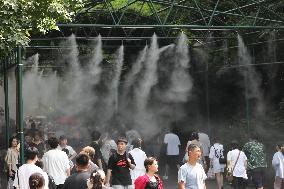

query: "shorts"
left=251, top=167, right=266, bottom=188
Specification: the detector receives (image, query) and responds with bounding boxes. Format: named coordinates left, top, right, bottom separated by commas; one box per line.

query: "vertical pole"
left=244, top=68, right=250, bottom=136
left=4, top=57, right=10, bottom=148
left=205, top=59, right=211, bottom=137
left=17, top=46, right=24, bottom=165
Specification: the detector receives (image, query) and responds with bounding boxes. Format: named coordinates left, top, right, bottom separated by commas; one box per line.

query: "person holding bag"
left=227, top=141, right=248, bottom=189
left=209, top=137, right=225, bottom=189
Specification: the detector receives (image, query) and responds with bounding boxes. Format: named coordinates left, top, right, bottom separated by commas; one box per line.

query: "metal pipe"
left=57, top=24, right=284, bottom=30
left=30, top=36, right=235, bottom=41
left=4, top=57, right=10, bottom=148
left=17, top=46, right=24, bottom=165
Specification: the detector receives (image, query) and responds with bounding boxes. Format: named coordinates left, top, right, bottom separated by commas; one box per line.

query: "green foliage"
left=0, top=0, right=83, bottom=54
left=110, top=0, right=159, bottom=16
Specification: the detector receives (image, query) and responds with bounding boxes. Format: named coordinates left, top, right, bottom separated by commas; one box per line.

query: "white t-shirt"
left=42, top=149, right=70, bottom=185
left=272, top=151, right=284, bottom=178
left=209, top=143, right=225, bottom=172
left=228, top=149, right=247, bottom=178
left=57, top=145, right=77, bottom=157
left=129, top=148, right=147, bottom=182
left=13, top=163, right=49, bottom=189
left=198, top=133, right=210, bottom=156
left=164, top=133, right=180, bottom=155
left=178, top=162, right=207, bottom=189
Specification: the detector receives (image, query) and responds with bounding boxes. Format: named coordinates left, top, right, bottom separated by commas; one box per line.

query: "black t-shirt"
left=107, top=151, right=136, bottom=185
left=62, top=171, right=90, bottom=189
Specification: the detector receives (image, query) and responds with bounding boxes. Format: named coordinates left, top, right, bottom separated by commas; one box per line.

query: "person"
left=87, top=170, right=113, bottom=189
left=5, top=136, right=19, bottom=189
left=129, top=138, right=147, bottom=183
left=63, top=153, right=91, bottom=189
left=184, top=132, right=204, bottom=167
left=91, top=130, right=103, bottom=169
left=42, top=137, right=70, bottom=189
left=125, top=128, right=141, bottom=151
left=13, top=147, right=49, bottom=189
left=105, top=136, right=136, bottom=189
left=243, top=133, right=267, bottom=189
left=134, top=157, right=163, bottom=189
left=227, top=141, right=248, bottom=189
left=62, top=148, right=74, bottom=170
left=272, top=143, right=284, bottom=189
left=163, top=127, right=180, bottom=179
left=81, top=146, right=99, bottom=174
left=100, top=132, right=117, bottom=166
left=178, top=143, right=207, bottom=189
left=29, top=173, right=45, bottom=189
left=209, top=138, right=225, bottom=189
left=30, top=131, right=45, bottom=159
left=57, top=135, right=77, bottom=161
left=35, top=161, right=56, bottom=189
left=198, top=131, right=211, bottom=173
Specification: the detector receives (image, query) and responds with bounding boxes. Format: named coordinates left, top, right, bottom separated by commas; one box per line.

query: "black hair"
left=30, top=122, right=36, bottom=129
left=48, top=137, right=59, bottom=149
left=76, top=153, right=89, bottom=167
left=25, top=147, right=39, bottom=161
left=9, top=136, right=18, bottom=148
left=250, top=133, right=260, bottom=141
left=35, top=161, right=43, bottom=169
left=62, top=148, right=69, bottom=156
left=132, top=138, right=142, bottom=149
left=116, top=136, right=128, bottom=144
left=187, top=143, right=200, bottom=152
left=90, top=170, right=104, bottom=189
left=231, top=140, right=239, bottom=150
left=59, top=135, right=67, bottom=141
left=29, top=173, right=45, bottom=189
left=189, top=131, right=199, bottom=141
left=144, top=157, right=157, bottom=172
left=91, top=130, right=101, bottom=141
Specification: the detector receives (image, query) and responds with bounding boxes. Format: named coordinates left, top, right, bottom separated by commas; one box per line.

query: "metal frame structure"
left=50, top=0, right=284, bottom=39
left=1, top=0, right=284, bottom=165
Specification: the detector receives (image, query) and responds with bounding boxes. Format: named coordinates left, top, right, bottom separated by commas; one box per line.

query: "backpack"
left=48, top=174, right=57, bottom=189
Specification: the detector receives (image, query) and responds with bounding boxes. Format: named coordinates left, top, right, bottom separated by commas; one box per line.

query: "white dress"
left=209, top=143, right=225, bottom=173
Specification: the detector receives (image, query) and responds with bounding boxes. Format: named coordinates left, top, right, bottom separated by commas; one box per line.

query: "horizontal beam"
left=30, top=36, right=235, bottom=41
left=57, top=24, right=284, bottom=30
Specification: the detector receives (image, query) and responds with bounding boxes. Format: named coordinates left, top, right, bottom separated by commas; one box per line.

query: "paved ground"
left=162, top=177, right=255, bottom=189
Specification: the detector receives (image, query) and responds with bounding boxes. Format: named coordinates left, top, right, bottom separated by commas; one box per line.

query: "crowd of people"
left=3, top=119, right=284, bottom=189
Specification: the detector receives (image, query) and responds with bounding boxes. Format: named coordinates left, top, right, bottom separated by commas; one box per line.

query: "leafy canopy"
left=0, top=0, right=83, bottom=54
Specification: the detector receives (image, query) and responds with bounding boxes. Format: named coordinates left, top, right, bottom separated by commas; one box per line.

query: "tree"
left=0, top=0, right=83, bottom=54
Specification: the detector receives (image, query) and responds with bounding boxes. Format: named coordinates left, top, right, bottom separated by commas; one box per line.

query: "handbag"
left=226, top=150, right=241, bottom=183
left=219, top=157, right=227, bottom=164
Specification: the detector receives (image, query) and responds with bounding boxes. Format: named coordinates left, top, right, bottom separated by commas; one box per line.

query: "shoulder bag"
left=226, top=150, right=241, bottom=183
left=213, top=145, right=226, bottom=164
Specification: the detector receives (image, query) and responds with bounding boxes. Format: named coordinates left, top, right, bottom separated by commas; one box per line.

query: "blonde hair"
left=81, top=146, right=96, bottom=161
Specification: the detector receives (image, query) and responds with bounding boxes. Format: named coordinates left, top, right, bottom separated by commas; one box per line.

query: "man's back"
left=42, top=149, right=70, bottom=185
left=63, top=171, right=90, bottom=189
left=243, top=140, right=267, bottom=170
left=164, top=132, right=180, bottom=155
left=14, top=164, right=49, bottom=189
